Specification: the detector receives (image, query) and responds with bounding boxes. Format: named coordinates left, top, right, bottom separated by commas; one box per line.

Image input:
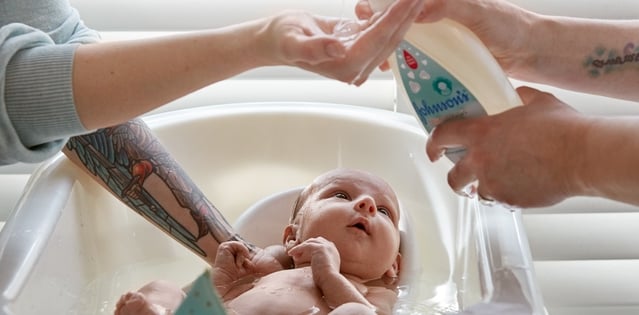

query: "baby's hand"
left=249, top=245, right=291, bottom=276
left=288, top=237, right=341, bottom=286
left=212, top=241, right=253, bottom=291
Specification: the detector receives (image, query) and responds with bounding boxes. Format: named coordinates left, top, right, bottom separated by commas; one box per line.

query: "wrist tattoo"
left=585, top=42, right=639, bottom=77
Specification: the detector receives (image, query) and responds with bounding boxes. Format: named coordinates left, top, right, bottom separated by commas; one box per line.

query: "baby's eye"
left=378, top=207, right=390, bottom=217
left=335, top=192, right=349, bottom=199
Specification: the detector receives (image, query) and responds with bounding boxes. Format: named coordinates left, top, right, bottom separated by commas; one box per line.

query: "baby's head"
left=283, top=168, right=402, bottom=283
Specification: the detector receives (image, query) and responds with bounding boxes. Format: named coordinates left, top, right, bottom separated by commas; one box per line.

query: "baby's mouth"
left=348, top=219, right=370, bottom=235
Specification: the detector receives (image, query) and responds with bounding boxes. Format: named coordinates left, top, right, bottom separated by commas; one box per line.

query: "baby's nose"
left=356, top=196, right=376, bottom=214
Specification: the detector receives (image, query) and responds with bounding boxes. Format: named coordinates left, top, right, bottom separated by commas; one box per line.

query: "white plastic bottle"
left=371, top=0, right=522, bottom=161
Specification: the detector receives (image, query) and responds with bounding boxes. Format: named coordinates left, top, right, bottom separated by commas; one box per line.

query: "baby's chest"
left=254, top=268, right=319, bottom=296
left=226, top=269, right=330, bottom=315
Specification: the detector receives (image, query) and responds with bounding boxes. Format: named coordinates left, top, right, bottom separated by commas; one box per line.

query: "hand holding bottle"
left=427, top=86, right=592, bottom=208
left=356, top=0, right=538, bottom=80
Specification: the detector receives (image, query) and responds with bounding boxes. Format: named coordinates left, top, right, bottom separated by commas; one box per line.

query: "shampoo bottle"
left=371, top=0, right=522, bottom=161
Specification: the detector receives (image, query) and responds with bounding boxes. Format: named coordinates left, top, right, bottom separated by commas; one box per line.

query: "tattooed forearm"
left=585, top=42, right=639, bottom=77
left=63, top=119, right=255, bottom=261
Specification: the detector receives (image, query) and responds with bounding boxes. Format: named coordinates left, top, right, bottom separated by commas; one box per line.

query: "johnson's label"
left=395, top=41, right=487, bottom=133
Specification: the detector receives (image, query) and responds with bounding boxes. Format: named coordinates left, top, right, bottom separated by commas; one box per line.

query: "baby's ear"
left=282, top=224, right=299, bottom=250
left=383, top=253, right=402, bottom=286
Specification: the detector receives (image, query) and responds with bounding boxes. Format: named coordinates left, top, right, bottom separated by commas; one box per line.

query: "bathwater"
left=67, top=259, right=205, bottom=314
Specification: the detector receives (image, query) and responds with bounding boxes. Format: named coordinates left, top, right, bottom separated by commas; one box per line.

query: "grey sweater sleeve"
left=0, top=8, right=99, bottom=165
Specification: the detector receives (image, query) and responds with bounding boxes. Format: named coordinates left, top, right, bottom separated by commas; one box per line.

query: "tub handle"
left=0, top=155, right=74, bottom=315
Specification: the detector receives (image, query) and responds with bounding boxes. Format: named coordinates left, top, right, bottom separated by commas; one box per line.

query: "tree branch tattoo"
left=64, top=119, right=254, bottom=261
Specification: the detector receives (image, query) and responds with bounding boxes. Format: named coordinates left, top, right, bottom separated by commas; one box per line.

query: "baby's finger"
left=288, top=244, right=311, bottom=265
left=229, top=243, right=251, bottom=268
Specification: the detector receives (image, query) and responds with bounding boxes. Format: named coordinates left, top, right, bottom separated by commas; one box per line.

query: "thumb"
left=516, top=86, right=543, bottom=105
left=415, top=0, right=452, bottom=23
left=415, top=0, right=485, bottom=28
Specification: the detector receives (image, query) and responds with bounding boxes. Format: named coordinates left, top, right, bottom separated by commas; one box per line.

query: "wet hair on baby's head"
left=289, top=184, right=313, bottom=223
left=290, top=195, right=302, bottom=223
left=289, top=168, right=401, bottom=224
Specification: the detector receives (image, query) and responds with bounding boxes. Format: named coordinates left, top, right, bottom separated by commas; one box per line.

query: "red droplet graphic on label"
left=403, top=50, right=418, bottom=69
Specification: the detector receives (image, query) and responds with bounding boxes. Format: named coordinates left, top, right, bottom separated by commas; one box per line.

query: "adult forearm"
left=578, top=116, right=639, bottom=205
left=73, top=19, right=269, bottom=130
left=62, top=119, right=254, bottom=265
left=520, top=15, right=639, bottom=101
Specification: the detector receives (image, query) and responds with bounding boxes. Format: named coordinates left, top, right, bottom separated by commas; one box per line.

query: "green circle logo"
left=432, top=78, right=452, bottom=96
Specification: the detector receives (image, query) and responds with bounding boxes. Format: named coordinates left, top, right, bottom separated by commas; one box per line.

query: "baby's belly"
left=225, top=268, right=331, bottom=315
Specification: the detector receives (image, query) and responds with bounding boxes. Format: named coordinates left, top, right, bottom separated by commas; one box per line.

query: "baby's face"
left=295, top=169, right=401, bottom=280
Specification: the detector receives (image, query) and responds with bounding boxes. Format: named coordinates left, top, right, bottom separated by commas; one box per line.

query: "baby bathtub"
left=0, top=102, right=544, bottom=315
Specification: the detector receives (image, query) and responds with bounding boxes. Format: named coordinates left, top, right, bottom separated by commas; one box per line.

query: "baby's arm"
left=288, top=237, right=377, bottom=312
left=249, top=244, right=291, bottom=275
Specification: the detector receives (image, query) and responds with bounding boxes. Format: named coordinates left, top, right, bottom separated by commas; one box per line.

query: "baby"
left=115, top=168, right=402, bottom=315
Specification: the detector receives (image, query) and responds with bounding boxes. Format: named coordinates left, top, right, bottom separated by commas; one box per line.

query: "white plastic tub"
left=0, top=103, right=544, bottom=315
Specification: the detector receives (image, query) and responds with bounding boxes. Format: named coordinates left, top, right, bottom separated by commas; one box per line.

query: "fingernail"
left=326, top=42, right=345, bottom=58
left=456, top=185, right=475, bottom=198
left=428, top=150, right=443, bottom=162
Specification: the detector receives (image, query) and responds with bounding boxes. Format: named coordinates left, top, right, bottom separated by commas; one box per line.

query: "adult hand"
left=267, top=0, right=425, bottom=85
left=426, top=86, right=591, bottom=208
left=419, top=0, right=539, bottom=79
left=356, top=0, right=536, bottom=78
